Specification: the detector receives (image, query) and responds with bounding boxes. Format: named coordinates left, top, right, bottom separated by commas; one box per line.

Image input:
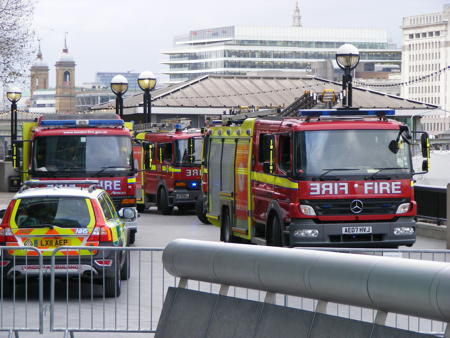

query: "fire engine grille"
left=305, top=198, right=408, bottom=216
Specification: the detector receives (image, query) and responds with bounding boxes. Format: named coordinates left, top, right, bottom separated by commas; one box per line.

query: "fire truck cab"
left=136, top=124, right=203, bottom=214
left=13, top=113, right=138, bottom=244
left=204, top=109, right=430, bottom=248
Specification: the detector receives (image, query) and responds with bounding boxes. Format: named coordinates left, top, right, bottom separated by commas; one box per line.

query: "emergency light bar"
left=298, top=109, right=395, bottom=117
left=20, top=180, right=100, bottom=192
left=40, top=119, right=124, bottom=128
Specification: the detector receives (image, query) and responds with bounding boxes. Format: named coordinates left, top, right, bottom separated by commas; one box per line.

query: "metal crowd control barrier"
left=49, top=246, right=166, bottom=337
left=163, top=239, right=450, bottom=337
left=0, top=246, right=43, bottom=337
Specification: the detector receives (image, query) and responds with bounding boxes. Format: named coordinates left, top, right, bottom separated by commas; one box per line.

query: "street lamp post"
left=110, top=75, right=128, bottom=118
left=138, top=71, right=157, bottom=124
left=336, top=44, right=360, bottom=107
left=6, top=86, right=22, bottom=148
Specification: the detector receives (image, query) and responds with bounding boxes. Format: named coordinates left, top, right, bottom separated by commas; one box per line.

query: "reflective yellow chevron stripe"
left=236, top=168, right=248, bottom=175
left=127, top=177, right=136, bottom=183
left=251, top=171, right=298, bottom=189
left=169, top=167, right=181, bottom=173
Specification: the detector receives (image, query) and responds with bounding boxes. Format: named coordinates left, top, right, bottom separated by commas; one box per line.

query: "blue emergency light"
left=40, top=119, right=124, bottom=127
left=298, top=109, right=395, bottom=117
left=189, top=181, right=199, bottom=189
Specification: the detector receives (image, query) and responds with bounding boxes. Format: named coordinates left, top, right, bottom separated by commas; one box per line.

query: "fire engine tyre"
left=104, top=264, right=121, bottom=298
left=128, top=230, right=136, bottom=245
left=136, top=203, right=146, bottom=213
left=158, top=188, right=173, bottom=215
left=196, top=198, right=210, bottom=225
left=222, top=210, right=239, bottom=243
left=120, top=251, right=130, bottom=281
left=268, top=214, right=283, bottom=247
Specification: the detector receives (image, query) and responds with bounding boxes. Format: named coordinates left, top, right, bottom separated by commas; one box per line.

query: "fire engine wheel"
left=196, top=198, right=210, bottom=225
left=136, top=203, right=146, bottom=213
left=158, top=188, right=173, bottom=215
left=268, top=214, right=282, bottom=247
left=222, top=211, right=238, bottom=243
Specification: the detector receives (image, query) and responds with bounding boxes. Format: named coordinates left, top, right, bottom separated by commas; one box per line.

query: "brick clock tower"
left=30, top=41, right=49, bottom=97
left=55, top=35, right=76, bottom=113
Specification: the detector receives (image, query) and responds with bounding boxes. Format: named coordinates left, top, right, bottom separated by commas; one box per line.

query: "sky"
left=32, top=0, right=447, bottom=87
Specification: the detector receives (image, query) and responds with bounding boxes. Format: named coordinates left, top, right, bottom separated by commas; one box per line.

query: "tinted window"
left=15, top=197, right=91, bottom=228
left=99, top=194, right=115, bottom=220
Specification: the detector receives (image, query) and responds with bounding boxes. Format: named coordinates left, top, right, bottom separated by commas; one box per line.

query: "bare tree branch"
left=0, top=0, right=34, bottom=89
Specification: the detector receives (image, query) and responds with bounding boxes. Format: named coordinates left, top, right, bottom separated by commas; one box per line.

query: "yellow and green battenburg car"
left=0, top=184, right=135, bottom=297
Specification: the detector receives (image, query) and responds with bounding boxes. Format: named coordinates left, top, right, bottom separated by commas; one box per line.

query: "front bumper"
left=288, top=217, right=416, bottom=248
left=168, top=189, right=201, bottom=206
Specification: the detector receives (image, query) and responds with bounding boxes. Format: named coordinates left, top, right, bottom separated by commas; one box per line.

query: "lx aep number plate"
left=341, top=226, right=373, bottom=234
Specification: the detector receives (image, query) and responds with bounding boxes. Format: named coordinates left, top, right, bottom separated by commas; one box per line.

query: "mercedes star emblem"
left=350, top=200, right=364, bottom=214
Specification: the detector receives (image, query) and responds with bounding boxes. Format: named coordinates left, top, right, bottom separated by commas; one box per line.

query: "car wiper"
left=94, top=166, right=129, bottom=176
left=318, top=168, right=359, bottom=180
left=367, top=167, right=409, bottom=180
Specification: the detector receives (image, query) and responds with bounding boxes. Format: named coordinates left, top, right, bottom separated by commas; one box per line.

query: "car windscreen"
left=33, top=135, right=132, bottom=175
left=14, top=197, right=91, bottom=228
left=174, top=137, right=203, bottom=165
left=295, top=129, right=412, bottom=178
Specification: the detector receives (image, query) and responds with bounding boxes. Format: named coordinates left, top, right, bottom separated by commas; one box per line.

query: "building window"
left=409, top=34, right=414, bottom=39
left=435, top=31, right=440, bottom=36
left=428, top=32, right=433, bottom=37
left=415, top=33, right=420, bottom=38
left=64, top=71, right=70, bottom=82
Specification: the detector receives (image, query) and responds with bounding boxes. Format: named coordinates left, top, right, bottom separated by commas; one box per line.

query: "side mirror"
left=388, top=140, right=399, bottom=154
left=118, top=207, right=137, bottom=220
left=421, top=133, right=430, bottom=158
left=262, top=162, right=271, bottom=174
left=421, top=159, right=429, bottom=172
left=12, top=141, right=23, bottom=169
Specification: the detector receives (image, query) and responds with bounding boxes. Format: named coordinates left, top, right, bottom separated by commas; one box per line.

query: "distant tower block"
left=55, top=33, right=76, bottom=113
left=293, top=0, right=302, bottom=27
left=30, top=40, right=49, bottom=98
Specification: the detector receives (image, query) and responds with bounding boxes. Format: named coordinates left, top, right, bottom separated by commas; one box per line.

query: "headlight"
left=299, top=204, right=316, bottom=216
left=396, top=203, right=411, bottom=214
left=394, top=227, right=414, bottom=236
left=294, top=229, right=319, bottom=238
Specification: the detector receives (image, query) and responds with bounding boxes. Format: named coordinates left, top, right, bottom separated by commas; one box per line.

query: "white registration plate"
left=342, top=226, right=372, bottom=234
left=176, top=193, right=190, bottom=199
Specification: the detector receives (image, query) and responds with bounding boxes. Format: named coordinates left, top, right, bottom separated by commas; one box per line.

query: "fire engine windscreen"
left=174, top=138, right=203, bottom=165
left=33, top=135, right=132, bottom=176
left=296, top=130, right=412, bottom=177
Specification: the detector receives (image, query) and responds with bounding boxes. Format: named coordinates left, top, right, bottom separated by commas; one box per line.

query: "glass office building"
left=162, top=26, right=401, bottom=84
left=95, top=72, right=141, bottom=92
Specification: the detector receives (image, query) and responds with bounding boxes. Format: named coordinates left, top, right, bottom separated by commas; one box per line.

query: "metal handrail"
left=163, top=239, right=450, bottom=324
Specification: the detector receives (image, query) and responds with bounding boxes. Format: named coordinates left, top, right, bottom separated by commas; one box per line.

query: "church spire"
left=293, top=1, right=302, bottom=27
left=63, top=32, right=68, bottom=53
left=37, top=39, right=43, bottom=60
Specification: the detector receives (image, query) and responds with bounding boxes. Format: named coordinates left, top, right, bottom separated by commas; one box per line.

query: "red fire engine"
left=13, top=113, right=138, bottom=243
left=202, top=109, right=430, bottom=248
left=136, top=123, right=203, bottom=214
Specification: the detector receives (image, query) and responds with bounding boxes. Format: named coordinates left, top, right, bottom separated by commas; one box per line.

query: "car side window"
left=104, top=194, right=119, bottom=220
left=99, top=194, right=115, bottom=221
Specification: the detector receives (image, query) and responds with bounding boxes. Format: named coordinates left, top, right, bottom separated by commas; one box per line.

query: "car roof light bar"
left=40, top=119, right=124, bottom=128
left=298, top=109, right=395, bottom=117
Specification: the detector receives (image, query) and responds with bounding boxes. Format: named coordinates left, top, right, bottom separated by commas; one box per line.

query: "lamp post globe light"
left=138, top=71, right=157, bottom=124
left=110, top=75, right=128, bottom=118
left=336, top=44, right=360, bottom=107
left=6, top=86, right=22, bottom=147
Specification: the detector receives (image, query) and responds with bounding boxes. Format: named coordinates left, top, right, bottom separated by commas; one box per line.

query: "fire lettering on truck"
left=364, top=181, right=401, bottom=194
left=186, top=169, right=200, bottom=177
left=310, top=182, right=348, bottom=195
left=98, top=180, right=121, bottom=191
